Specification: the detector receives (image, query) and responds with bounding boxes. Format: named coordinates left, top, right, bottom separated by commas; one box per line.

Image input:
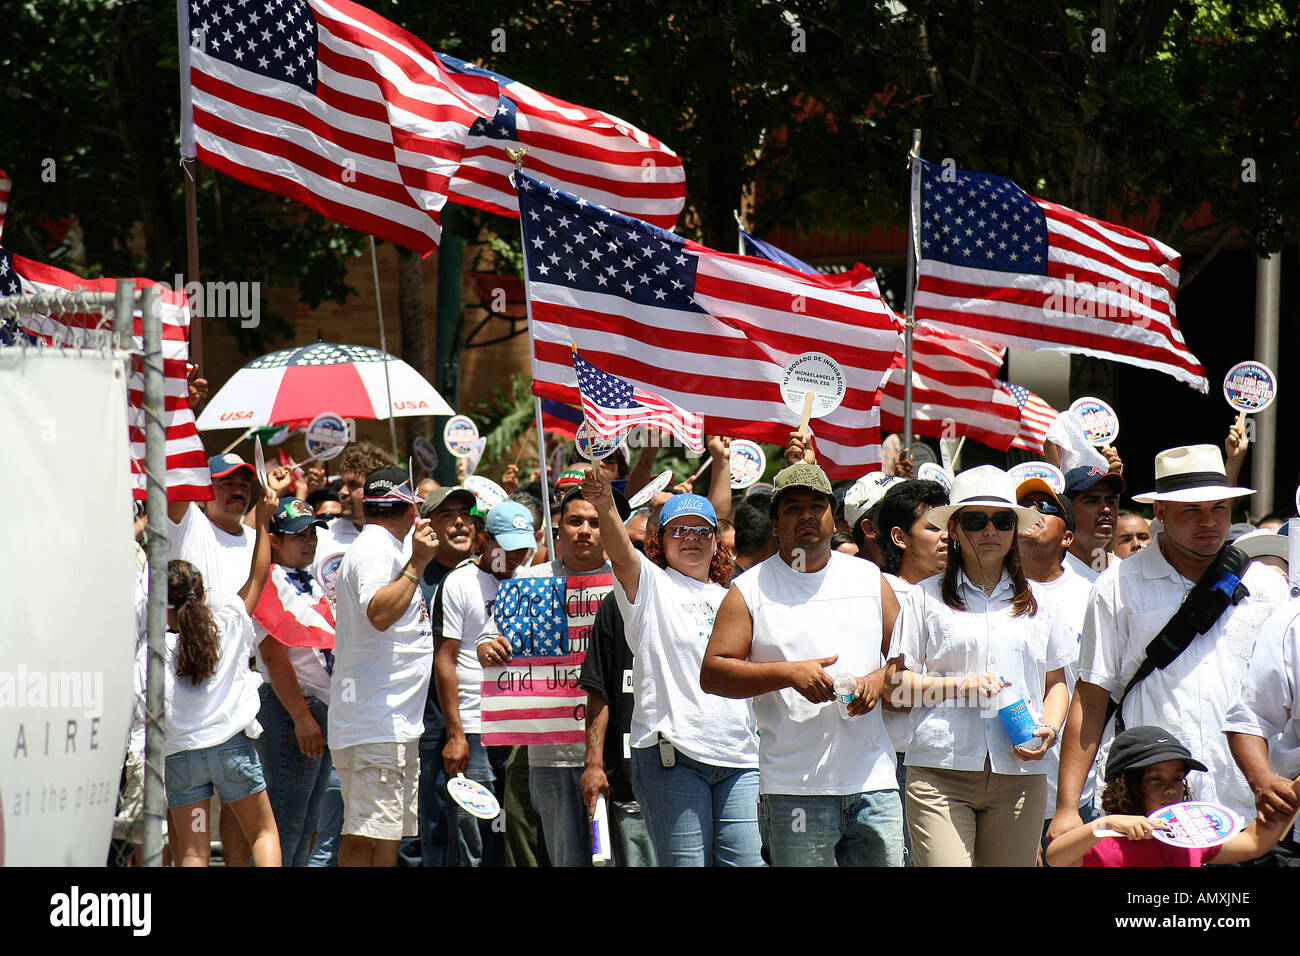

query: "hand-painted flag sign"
left=481, top=573, right=612, bottom=745
left=518, top=172, right=900, bottom=479
left=912, top=158, right=1208, bottom=392
left=181, top=0, right=498, bottom=254
left=438, top=54, right=685, bottom=230
left=0, top=247, right=212, bottom=501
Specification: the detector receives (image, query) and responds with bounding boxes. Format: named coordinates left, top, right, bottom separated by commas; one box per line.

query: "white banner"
left=0, top=351, right=137, bottom=864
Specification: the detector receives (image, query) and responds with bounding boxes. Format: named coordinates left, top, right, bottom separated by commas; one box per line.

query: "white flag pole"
left=902, top=129, right=923, bottom=457
left=369, top=236, right=400, bottom=458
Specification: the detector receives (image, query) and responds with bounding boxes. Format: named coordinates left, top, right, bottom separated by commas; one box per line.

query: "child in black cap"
left=1047, top=725, right=1300, bottom=867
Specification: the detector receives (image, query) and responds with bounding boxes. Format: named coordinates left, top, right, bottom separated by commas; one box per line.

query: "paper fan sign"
left=304, top=413, right=351, bottom=462
left=575, top=421, right=625, bottom=462
left=917, top=462, right=952, bottom=492
left=1068, top=397, right=1119, bottom=447
left=463, top=437, right=487, bottom=478
left=1007, top=461, right=1066, bottom=495
left=443, top=415, right=480, bottom=458
left=446, top=774, right=500, bottom=820
left=465, top=475, right=507, bottom=512
left=628, top=470, right=674, bottom=509
left=413, top=436, right=439, bottom=472
left=254, top=437, right=270, bottom=489
left=781, top=352, right=846, bottom=427
left=729, top=440, right=766, bottom=489
left=1223, top=361, right=1277, bottom=415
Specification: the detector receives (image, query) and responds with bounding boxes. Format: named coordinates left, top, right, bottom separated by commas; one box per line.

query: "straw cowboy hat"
left=926, top=465, right=1042, bottom=532
left=1131, top=444, right=1255, bottom=504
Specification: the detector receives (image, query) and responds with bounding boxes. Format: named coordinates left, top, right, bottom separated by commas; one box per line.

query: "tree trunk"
left=396, top=246, right=429, bottom=458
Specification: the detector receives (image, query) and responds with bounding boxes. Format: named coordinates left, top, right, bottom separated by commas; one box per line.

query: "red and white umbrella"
left=196, top=342, right=454, bottom=430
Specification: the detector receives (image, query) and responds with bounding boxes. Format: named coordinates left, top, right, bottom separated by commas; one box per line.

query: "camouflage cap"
left=771, top=462, right=833, bottom=500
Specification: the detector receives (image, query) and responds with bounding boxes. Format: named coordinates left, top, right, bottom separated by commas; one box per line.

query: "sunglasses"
left=1019, top=497, right=1062, bottom=518
left=956, top=511, right=1018, bottom=532
left=664, top=525, right=715, bottom=540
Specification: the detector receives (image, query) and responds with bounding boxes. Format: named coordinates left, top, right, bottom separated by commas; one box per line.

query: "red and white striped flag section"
left=253, top=565, right=336, bottom=649
left=0, top=247, right=212, bottom=500
left=911, top=158, right=1208, bottom=392
left=438, top=54, right=686, bottom=230
left=877, top=325, right=1021, bottom=451
left=998, top=380, right=1059, bottom=453
left=517, top=173, right=900, bottom=479
left=0, top=168, right=9, bottom=241
left=572, top=346, right=704, bottom=453
left=180, top=0, right=498, bottom=255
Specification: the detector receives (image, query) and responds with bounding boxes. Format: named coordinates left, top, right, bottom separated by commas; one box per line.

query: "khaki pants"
left=905, top=759, right=1044, bottom=867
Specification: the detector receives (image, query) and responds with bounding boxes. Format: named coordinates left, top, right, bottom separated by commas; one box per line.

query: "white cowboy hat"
left=1232, top=528, right=1288, bottom=562
left=926, top=465, right=1042, bottom=532
left=1131, top=444, right=1255, bottom=504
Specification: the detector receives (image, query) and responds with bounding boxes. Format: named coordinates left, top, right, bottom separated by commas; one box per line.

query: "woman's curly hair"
left=169, top=560, right=221, bottom=685
left=644, top=525, right=733, bottom=586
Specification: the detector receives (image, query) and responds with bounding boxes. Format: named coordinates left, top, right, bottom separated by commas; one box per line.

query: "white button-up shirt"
left=1224, top=597, right=1300, bottom=779
left=1078, top=537, right=1288, bottom=821
left=897, top=570, right=1076, bottom=775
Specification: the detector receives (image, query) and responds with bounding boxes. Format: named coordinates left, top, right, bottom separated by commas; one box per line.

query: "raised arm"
left=580, top=466, right=640, bottom=601
left=366, top=518, right=437, bottom=631
left=705, top=436, right=733, bottom=524
left=237, top=484, right=276, bottom=615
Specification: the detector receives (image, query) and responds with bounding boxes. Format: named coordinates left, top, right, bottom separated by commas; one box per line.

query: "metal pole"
left=177, top=0, right=203, bottom=369
left=533, top=396, right=555, bottom=553
left=1253, top=252, right=1281, bottom=518
left=901, top=129, right=923, bottom=453
left=141, top=286, right=169, bottom=867
left=114, top=279, right=135, bottom=350
left=369, top=236, right=400, bottom=458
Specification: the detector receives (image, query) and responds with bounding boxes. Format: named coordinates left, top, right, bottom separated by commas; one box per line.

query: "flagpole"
left=733, top=209, right=745, bottom=255
left=902, top=129, right=923, bottom=457
left=176, top=0, right=203, bottom=369
left=369, top=235, right=400, bottom=458
left=507, top=148, right=555, bottom=554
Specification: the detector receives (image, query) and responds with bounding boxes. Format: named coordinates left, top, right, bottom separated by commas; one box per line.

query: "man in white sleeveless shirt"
left=703, top=463, right=905, bottom=866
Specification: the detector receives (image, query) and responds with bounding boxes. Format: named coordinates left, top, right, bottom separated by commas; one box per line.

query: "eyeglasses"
left=664, top=525, right=715, bottom=540
left=1020, top=497, right=1062, bottom=518
left=956, top=511, right=1018, bottom=532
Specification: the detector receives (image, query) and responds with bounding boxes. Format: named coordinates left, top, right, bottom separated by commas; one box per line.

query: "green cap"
left=771, top=462, right=833, bottom=500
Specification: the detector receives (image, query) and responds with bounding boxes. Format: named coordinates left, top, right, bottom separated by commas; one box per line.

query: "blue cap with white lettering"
left=658, top=493, right=717, bottom=529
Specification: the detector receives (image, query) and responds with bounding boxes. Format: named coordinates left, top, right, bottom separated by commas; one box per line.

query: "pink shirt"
left=1083, top=837, right=1222, bottom=867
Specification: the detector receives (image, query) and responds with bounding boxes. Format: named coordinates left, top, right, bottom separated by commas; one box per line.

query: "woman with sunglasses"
left=581, top=468, right=762, bottom=867
left=889, top=465, right=1074, bottom=866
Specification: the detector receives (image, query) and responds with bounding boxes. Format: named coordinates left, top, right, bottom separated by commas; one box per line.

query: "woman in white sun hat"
left=889, top=465, right=1075, bottom=866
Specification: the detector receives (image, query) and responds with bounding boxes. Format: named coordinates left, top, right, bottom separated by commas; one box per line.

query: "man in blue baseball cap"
left=1062, top=465, right=1125, bottom=579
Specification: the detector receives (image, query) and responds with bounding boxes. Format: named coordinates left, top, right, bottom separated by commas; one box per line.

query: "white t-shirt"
left=313, top=518, right=361, bottom=597
left=329, top=523, right=433, bottom=749
left=882, top=572, right=922, bottom=751
left=615, top=558, right=757, bottom=769
left=734, top=552, right=896, bottom=795
left=1224, top=597, right=1300, bottom=779
left=1080, top=539, right=1288, bottom=820
left=897, top=571, right=1076, bottom=775
left=164, top=598, right=264, bottom=756
left=168, top=502, right=256, bottom=607
left=438, top=561, right=504, bottom=735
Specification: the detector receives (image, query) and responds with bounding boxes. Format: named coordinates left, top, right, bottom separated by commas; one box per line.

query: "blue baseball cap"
left=659, top=493, right=718, bottom=529
left=209, top=453, right=255, bottom=479
left=270, top=498, right=328, bottom=535
left=1064, top=465, right=1124, bottom=497
left=485, top=501, right=537, bottom=551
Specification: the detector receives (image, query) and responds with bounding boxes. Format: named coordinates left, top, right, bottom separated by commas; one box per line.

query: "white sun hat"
left=844, top=473, right=900, bottom=528
left=1131, top=444, right=1255, bottom=504
left=925, top=465, right=1042, bottom=532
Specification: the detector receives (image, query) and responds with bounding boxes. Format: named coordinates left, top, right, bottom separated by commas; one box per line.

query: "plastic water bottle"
left=833, top=668, right=858, bottom=720
left=591, top=794, right=612, bottom=866
left=992, top=676, right=1038, bottom=747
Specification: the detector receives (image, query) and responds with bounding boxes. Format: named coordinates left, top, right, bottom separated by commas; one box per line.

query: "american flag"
left=998, top=379, right=1059, bottom=453
left=438, top=54, right=685, bottom=230
left=878, top=325, right=1021, bottom=451
left=0, top=168, right=9, bottom=241
left=912, top=159, right=1208, bottom=392
left=181, top=0, right=498, bottom=254
left=573, top=346, right=704, bottom=453
left=517, top=173, right=900, bottom=479
left=0, top=248, right=212, bottom=500
left=741, top=230, right=884, bottom=298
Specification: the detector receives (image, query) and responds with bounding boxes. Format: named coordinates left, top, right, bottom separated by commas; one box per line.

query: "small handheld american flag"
left=572, top=345, right=704, bottom=453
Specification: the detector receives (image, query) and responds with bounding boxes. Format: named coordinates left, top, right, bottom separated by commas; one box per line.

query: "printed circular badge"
left=443, top=415, right=480, bottom=458
left=413, top=436, right=439, bottom=472
left=628, top=469, right=674, bottom=509
left=917, top=462, right=952, bottom=491
left=574, top=421, right=625, bottom=462
left=780, top=352, right=846, bottom=418
left=1148, top=801, right=1241, bottom=849
left=728, top=440, right=766, bottom=489
left=318, top=553, right=344, bottom=597
left=446, top=774, right=500, bottom=820
left=745, top=481, right=775, bottom=498
left=304, top=413, right=349, bottom=462
left=1006, top=461, right=1066, bottom=495
left=464, top=475, right=507, bottom=511
left=1223, top=361, right=1277, bottom=414
left=1068, top=397, right=1120, bottom=447
left=907, top=442, right=938, bottom=467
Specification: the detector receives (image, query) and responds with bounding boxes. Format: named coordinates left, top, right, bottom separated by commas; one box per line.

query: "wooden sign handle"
left=799, top=390, right=815, bottom=430
left=1235, top=409, right=1247, bottom=431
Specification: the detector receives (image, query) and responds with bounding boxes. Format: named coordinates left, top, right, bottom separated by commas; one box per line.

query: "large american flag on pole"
left=517, top=173, right=900, bottom=479
left=438, top=55, right=686, bottom=230
left=572, top=347, right=704, bottom=453
left=912, top=158, right=1208, bottom=392
left=0, top=248, right=212, bottom=501
left=998, top=379, right=1059, bottom=453
left=180, top=0, right=498, bottom=255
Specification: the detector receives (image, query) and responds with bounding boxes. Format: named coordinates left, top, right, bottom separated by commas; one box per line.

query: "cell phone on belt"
left=658, top=734, right=676, bottom=768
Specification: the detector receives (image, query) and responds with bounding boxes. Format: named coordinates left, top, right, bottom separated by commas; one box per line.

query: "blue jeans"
left=307, top=765, right=343, bottom=867
left=529, top=765, right=591, bottom=867
left=417, top=700, right=450, bottom=867
left=609, top=800, right=657, bottom=867
left=628, top=746, right=763, bottom=867
left=758, top=790, right=904, bottom=867
left=446, top=733, right=510, bottom=867
left=254, top=685, right=333, bottom=867
left=165, top=731, right=267, bottom=807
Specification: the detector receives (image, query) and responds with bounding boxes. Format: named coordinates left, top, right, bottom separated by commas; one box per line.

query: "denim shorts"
left=165, top=732, right=267, bottom=807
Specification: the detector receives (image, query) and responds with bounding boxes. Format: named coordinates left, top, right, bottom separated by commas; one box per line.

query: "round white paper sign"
left=780, top=352, right=846, bottom=418
left=729, top=440, right=766, bottom=489
left=1068, top=397, right=1120, bottom=447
